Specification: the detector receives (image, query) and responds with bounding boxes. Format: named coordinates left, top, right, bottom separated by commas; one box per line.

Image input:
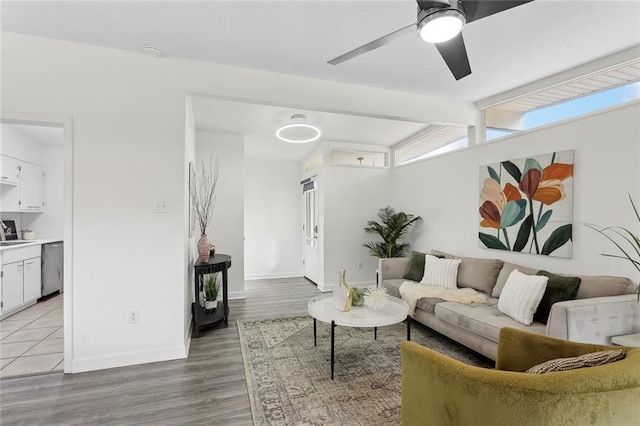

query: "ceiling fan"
left=328, top=0, right=534, bottom=80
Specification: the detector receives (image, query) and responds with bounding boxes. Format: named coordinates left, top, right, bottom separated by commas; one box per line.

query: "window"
left=395, top=125, right=469, bottom=165
left=329, top=149, right=387, bottom=167
left=484, top=59, right=640, bottom=141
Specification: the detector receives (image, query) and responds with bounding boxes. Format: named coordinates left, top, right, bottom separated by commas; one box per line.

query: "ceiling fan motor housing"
left=417, top=0, right=466, bottom=26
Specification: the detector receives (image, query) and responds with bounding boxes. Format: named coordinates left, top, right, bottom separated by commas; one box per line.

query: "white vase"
left=205, top=300, right=217, bottom=310
left=333, top=269, right=352, bottom=312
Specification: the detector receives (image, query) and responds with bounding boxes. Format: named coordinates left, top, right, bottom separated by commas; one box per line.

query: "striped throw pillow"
left=497, top=269, right=548, bottom=325
left=420, top=255, right=462, bottom=289
left=526, top=350, right=626, bottom=374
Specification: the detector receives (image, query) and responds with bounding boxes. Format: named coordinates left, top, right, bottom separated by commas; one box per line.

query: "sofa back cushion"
left=430, top=250, right=503, bottom=295
left=574, top=275, right=634, bottom=299
left=493, top=262, right=538, bottom=298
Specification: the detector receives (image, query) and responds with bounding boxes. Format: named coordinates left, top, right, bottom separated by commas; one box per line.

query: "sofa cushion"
left=420, top=255, right=462, bottom=289
left=574, top=275, right=634, bottom=299
left=492, top=262, right=539, bottom=298
left=403, top=251, right=426, bottom=282
left=498, top=270, right=548, bottom=326
left=525, top=349, right=625, bottom=374
left=434, top=301, right=546, bottom=344
left=381, top=279, right=405, bottom=298
left=533, top=270, right=581, bottom=324
left=457, top=257, right=504, bottom=294
left=415, top=297, right=445, bottom=314
left=430, top=250, right=503, bottom=294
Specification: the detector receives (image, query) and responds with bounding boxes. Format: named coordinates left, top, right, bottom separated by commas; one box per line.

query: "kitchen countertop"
left=0, top=239, right=63, bottom=252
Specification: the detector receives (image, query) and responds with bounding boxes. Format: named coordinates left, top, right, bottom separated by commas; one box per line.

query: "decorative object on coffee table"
left=333, top=269, right=352, bottom=312
left=364, top=285, right=389, bottom=310
left=191, top=154, right=219, bottom=262
left=350, top=287, right=365, bottom=306
left=363, top=206, right=422, bottom=258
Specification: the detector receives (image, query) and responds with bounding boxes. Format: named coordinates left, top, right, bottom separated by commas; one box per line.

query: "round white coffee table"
left=307, top=293, right=410, bottom=379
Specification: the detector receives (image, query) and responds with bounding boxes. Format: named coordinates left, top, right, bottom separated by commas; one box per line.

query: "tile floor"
left=0, top=293, right=63, bottom=379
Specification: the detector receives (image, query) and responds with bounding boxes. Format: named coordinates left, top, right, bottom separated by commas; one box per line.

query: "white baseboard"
left=245, top=272, right=302, bottom=280
left=184, top=315, right=193, bottom=355
left=318, top=280, right=375, bottom=292
left=229, top=291, right=247, bottom=300
left=71, top=344, right=188, bottom=373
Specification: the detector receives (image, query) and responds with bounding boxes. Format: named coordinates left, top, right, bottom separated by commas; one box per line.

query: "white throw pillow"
left=498, top=269, right=548, bottom=326
left=420, top=255, right=462, bottom=289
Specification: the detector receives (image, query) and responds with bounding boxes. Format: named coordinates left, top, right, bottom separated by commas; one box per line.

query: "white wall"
left=0, top=31, right=474, bottom=373
left=391, top=102, right=640, bottom=283
left=323, top=165, right=391, bottom=290
left=184, top=97, right=196, bottom=347
left=245, top=157, right=302, bottom=280
left=196, top=131, right=245, bottom=299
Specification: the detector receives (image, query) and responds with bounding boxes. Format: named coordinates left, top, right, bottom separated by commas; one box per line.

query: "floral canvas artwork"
left=479, top=150, right=574, bottom=258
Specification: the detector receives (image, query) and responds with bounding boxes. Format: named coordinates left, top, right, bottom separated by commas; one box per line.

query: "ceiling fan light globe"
left=418, top=9, right=465, bottom=44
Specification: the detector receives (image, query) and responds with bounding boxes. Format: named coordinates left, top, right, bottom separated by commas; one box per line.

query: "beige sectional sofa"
left=379, top=251, right=639, bottom=361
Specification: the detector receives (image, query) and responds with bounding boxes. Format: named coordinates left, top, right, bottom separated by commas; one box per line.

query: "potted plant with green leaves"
left=364, top=206, right=422, bottom=258
left=204, top=273, right=220, bottom=310
left=586, top=194, right=640, bottom=301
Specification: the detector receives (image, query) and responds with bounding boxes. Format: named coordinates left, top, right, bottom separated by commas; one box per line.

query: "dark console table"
left=193, top=253, right=231, bottom=337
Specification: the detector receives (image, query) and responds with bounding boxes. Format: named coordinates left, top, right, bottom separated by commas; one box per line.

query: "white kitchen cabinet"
left=0, top=155, right=19, bottom=186
left=19, top=162, right=45, bottom=211
left=0, top=245, right=42, bottom=318
left=0, top=158, right=44, bottom=213
left=23, top=257, right=42, bottom=302
left=1, top=261, right=24, bottom=314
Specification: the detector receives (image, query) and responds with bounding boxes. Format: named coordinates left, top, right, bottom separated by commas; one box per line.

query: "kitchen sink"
left=0, top=241, right=31, bottom=246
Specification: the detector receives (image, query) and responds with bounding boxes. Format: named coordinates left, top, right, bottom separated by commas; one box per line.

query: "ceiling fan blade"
left=328, top=23, right=415, bottom=65
left=463, top=0, right=534, bottom=24
left=435, top=33, right=471, bottom=80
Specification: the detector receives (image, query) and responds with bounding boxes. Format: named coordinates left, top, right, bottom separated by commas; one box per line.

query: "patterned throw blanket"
left=399, top=281, right=488, bottom=315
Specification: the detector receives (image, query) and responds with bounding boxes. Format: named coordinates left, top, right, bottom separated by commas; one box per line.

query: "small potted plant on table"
left=204, top=273, right=220, bottom=310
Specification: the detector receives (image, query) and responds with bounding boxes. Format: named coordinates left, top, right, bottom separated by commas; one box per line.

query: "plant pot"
left=205, top=300, right=217, bottom=310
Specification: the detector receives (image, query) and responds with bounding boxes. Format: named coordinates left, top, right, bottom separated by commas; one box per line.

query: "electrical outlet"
left=129, top=309, right=139, bottom=324
left=153, top=200, right=168, bottom=213
left=357, top=262, right=363, bottom=270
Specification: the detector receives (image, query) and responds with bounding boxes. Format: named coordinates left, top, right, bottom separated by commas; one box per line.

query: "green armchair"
left=401, top=328, right=640, bottom=426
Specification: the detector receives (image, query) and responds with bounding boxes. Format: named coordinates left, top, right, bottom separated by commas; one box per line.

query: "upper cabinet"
left=0, top=155, right=45, bottom=213
left=0, top=155, right=20, bottom=186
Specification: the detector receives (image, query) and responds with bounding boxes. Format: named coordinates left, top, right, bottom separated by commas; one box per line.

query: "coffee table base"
left=313, top=316, right=412, bottom=380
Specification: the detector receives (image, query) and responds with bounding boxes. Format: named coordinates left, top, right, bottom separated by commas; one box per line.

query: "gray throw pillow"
left=403, top=251, right=426, bottom=282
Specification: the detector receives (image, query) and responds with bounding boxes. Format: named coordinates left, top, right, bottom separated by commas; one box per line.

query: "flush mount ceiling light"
left=418, top=7, right=466, bottom=44
left=276, top=114, right=321, bottom=143
left=142, top=45, right=162, bottom=57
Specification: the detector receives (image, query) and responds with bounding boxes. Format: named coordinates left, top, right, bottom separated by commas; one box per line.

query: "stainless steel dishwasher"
left=42, top=241, right=64, bottom=296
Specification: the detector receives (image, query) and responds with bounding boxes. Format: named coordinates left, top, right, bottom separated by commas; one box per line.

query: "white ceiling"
left=2, top=0, right=639, bottom=160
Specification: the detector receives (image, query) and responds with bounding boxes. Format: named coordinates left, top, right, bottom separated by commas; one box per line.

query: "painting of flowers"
left=479, top=150, right=574, bottom=258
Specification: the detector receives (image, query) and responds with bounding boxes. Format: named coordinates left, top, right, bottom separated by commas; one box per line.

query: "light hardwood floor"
left=0, top=278, right=322, bottom=426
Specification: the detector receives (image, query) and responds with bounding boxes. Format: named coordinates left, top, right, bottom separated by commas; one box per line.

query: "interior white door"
left=302, top=180, right=319, bottom=284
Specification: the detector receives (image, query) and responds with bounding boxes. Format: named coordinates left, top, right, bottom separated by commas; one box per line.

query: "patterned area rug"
left=238, top=316, right=493, bottom=426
